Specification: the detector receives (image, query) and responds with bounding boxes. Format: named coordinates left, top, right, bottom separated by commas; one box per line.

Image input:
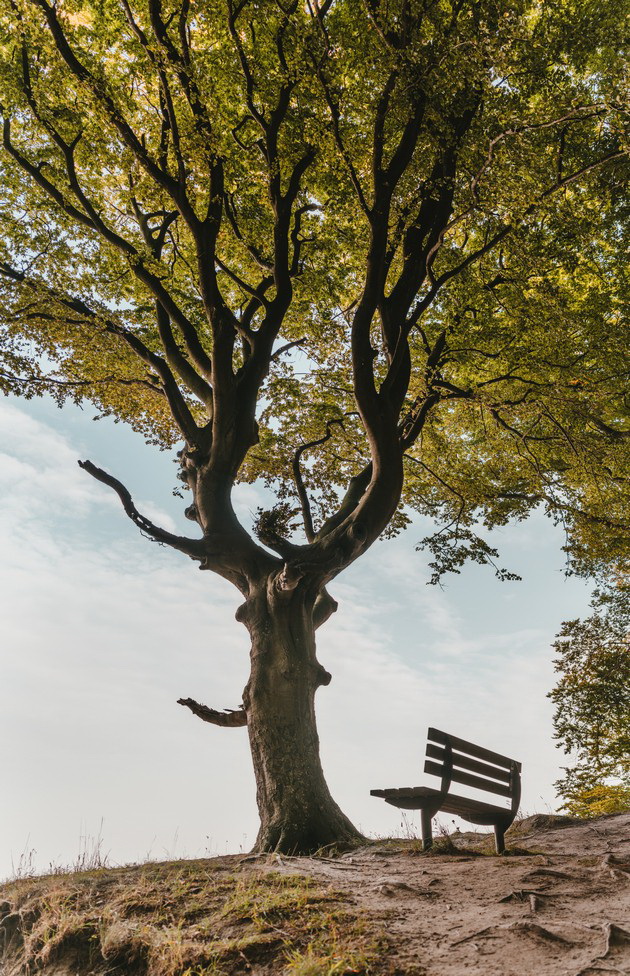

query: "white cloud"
left=0, top=409, right=110, bottom=523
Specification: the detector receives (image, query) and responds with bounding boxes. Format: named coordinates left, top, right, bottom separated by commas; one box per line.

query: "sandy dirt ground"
left=256, top=813, right=630, bottom=975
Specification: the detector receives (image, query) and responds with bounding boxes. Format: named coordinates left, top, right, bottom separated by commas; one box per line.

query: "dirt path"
left=260, top=813, right=630, bottom=975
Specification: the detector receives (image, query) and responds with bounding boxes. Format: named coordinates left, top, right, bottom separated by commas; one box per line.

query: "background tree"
left=0, top=0, right=628, bottom=852
left=550, top=582, right=630, bottom=818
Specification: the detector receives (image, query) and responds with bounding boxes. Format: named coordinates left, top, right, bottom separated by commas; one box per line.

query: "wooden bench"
left=370, top=727, right=522, bottom=854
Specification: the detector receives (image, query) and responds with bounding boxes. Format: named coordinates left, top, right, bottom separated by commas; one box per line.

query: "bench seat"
left=371, top=786, right=511, bottom=822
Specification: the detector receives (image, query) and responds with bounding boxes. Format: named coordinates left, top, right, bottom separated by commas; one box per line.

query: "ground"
left=1, top=813, right=629, bottom=975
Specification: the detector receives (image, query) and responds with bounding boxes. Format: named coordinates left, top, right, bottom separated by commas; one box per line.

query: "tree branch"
left=292, top=418, right=344, bottom=541
left=2, top=113, right=213, bottom=383
left=0, top=259, right=204, bottom=442
left=587, top=416, right=630, bottom=440
left=78, top=460, right=206, bottom=561
left=406, top=147, right=625, bottom=331
left=29, top=0, right=199, bottom=227
left=271, top=337, right=307, bottom=361
left=315, top=58, right=370, bottom=216
left=177, top=697, right=247, bottom=726
left=0, top=368, right=162, bottom=395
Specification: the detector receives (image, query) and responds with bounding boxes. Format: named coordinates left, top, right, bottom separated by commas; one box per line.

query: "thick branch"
left=588, top=416, right=630, bottom=440
left=399, top=392, right=441, bottom=451
left=78, top=459, right=206, bottom=560
left=177, top=697, right=247, bottom=726
left=316, top=462, right=372, bottom=538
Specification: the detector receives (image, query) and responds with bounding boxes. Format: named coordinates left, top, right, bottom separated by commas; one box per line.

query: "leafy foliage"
left=550, top=583, right=630, bottom=817
left=0, top=0, right=628, bottom=586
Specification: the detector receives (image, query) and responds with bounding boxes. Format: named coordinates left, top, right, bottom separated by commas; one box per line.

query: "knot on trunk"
left=315, top=663, right=332, bottom=687
left=313, top=588, right=338, bottom=629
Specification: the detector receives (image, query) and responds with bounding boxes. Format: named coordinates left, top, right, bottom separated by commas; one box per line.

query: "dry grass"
left=0, top=857, right=386, bottom=976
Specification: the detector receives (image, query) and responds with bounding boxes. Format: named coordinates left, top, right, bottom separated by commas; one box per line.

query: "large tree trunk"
left=239, top=580, right=363, bottom=854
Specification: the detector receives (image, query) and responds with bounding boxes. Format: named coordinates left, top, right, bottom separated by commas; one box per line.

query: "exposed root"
left=499, top=888, right=550, bottom=904
left=574, top=922, right=630, bottom=975
left=600, top=922, right=630, bottom=958
left=574, top=966, right=627, bottom=975
left=452, top=921, right=574, bottom=947
left=374, top=881, right=436, bottom=897
left=451, top=926, right=495, bottom=946
left=506, top=921, right=575, bottom=943
left=600, top=855, right=630, bottom=881
left=520, top=868, right=575, bottom=882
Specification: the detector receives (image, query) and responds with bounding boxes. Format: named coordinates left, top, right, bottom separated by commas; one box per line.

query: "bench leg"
left=420, top=809, right=433, bottom=851
left=494, top=824, right=505, bottom=855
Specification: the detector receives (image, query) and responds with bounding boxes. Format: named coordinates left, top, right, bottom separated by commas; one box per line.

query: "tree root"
left=507, top=921, right=575, bottom=943
left=600, top=854, right=630, bottom=880
left=574, top=967, right=627, bottom=975
left=600, top=922, right=630, bottom=957
left=573, top=923, right=630, bottom=975
left=498, top=888, right=550, bottom=904
left=520, top=868, right=575, bottom=882
left=452, top=921, right=574, bottom=947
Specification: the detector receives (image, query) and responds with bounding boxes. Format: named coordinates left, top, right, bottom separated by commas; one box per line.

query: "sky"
left=0, top=392, right=593, bottom=880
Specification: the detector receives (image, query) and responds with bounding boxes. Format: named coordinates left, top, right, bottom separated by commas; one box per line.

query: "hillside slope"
left=1, top=813, right=629, bottom=975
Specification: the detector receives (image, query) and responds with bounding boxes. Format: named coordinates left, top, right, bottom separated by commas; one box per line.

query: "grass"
left=8, top=822, right=110, bottom=881
left=0, top=858, right=386, bottom=976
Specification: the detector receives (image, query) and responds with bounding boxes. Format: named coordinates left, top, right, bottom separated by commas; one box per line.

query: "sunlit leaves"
left=550, top=583, right=630, bottom=816
left=0, top=0, right=627, bottom=575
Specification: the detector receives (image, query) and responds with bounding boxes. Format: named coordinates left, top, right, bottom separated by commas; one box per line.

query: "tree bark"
left=239, top=578, right=363, bottom=854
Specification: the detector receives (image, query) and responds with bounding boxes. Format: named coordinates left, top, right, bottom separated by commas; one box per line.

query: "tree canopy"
left=1, top=0, right=628, bottom=575
left=1, top=0, right=628, bottom=851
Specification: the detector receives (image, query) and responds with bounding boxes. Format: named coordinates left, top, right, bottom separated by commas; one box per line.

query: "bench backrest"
left=424, top=727, right=521, bottom=801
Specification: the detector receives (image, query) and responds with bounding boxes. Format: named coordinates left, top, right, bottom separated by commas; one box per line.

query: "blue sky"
left=0, top=393, right=592, bottom=878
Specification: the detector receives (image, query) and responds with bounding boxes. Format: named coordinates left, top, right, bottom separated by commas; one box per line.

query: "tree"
left=550, top=582, right=630, bottom=818
left=0, top=0, right=628, bottom=853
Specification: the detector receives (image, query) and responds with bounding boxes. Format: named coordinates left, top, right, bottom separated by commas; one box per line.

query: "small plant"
left=9, top=841, right=37, bottom=881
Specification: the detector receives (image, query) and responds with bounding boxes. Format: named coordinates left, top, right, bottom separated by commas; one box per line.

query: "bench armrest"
left=508, top=759, right=521, bottom=821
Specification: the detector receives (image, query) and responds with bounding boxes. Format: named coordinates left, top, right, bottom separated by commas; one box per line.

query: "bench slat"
left=370, top=787, right=440, bottom=799
left=428, top=727, right=521, bottom=772
left=425, top=743, right=512, bottom=784
left=440, top=791, right=511, bottom=819
left=424, top=760, right=513, bottom=797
